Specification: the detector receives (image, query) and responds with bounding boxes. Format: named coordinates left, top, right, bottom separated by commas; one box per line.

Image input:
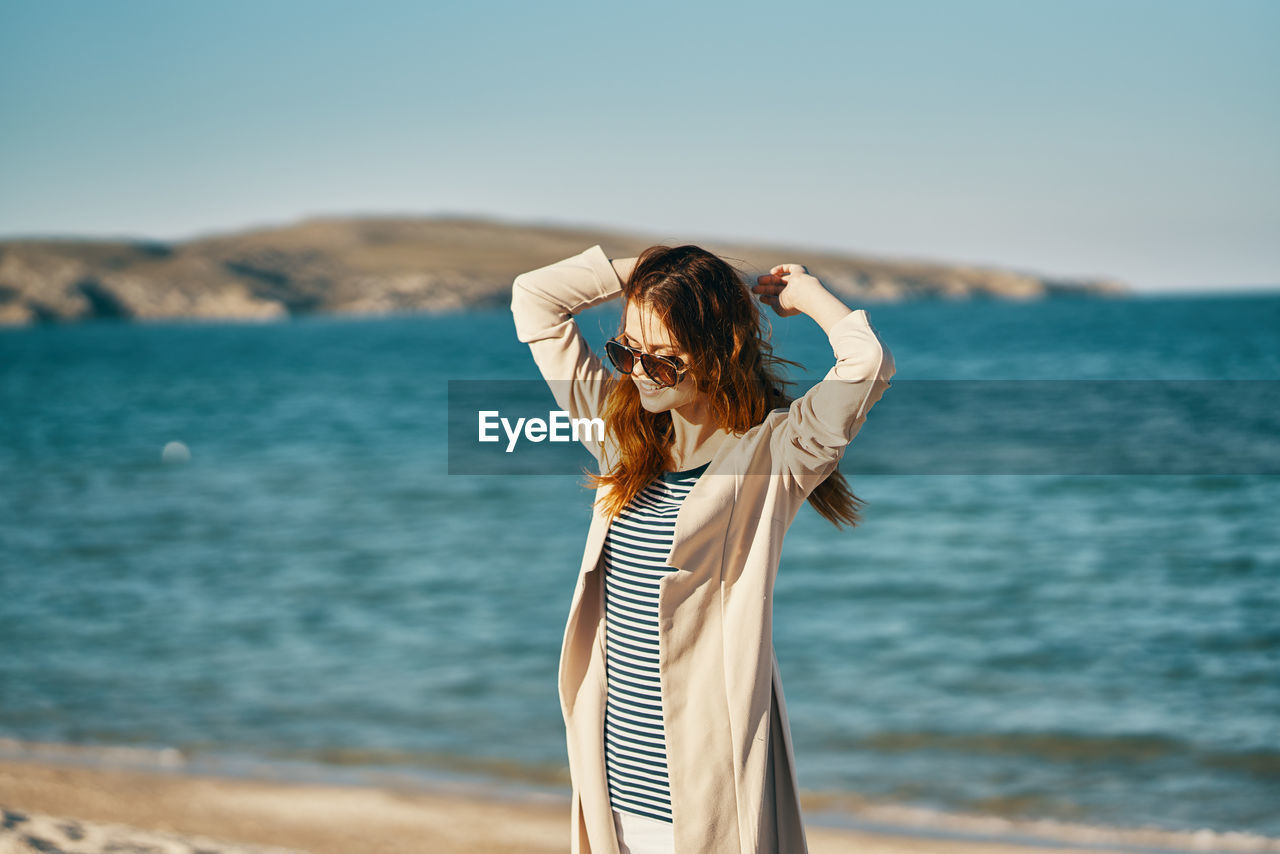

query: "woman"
left=511, top=243, right=894, bottom=854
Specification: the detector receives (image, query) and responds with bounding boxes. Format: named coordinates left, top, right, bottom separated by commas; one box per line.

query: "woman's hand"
left=753, top=264, right=854, bottom=334
left=752, top=264, right=824, bottom=317
left=610, top=256, right=639, bottom=285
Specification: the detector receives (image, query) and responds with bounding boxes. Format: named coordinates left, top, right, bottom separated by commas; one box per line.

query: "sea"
left=1, top=291, right=1278, bottom=852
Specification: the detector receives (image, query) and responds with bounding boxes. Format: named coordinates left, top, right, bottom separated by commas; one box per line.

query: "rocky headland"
left=0, top=216, right=1129, bottom=326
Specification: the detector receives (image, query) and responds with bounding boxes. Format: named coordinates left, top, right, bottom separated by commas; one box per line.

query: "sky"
left=1, top=0, right=1277, bottom=292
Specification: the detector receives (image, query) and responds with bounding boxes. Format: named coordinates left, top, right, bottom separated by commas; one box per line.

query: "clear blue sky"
left=1, top=0, right=1276, bottom=292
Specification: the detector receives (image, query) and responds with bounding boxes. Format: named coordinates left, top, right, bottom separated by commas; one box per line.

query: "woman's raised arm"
left=754, top=265, right=895, bottom=497
left=510, top=244, right=630, bottom=458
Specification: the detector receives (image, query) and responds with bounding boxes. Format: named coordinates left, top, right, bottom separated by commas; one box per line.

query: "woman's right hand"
left=610, top=256, right=639, bottom=284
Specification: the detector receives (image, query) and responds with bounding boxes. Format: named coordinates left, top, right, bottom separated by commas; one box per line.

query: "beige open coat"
left=511, top=245, right=895, bottom=854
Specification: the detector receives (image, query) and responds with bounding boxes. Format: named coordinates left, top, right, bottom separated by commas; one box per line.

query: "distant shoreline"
left=0, top=214, right=1131, bottom=327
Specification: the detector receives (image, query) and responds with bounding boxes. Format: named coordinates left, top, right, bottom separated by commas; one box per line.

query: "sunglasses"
left=604, top=337, right=690, bottom=389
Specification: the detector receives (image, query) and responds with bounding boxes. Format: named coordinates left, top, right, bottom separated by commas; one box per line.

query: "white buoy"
left=162, top=441, right=191, bottom=464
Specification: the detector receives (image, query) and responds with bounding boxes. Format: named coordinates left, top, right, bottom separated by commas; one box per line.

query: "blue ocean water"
left=1, top=292, right=1278, bottom=844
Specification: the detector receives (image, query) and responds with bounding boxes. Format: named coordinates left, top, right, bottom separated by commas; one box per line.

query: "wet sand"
left=0, top=756, right=1162, bottom=854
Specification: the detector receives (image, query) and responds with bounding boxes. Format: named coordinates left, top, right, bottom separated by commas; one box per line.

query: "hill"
left=0, top=216, right=1128, bottom=325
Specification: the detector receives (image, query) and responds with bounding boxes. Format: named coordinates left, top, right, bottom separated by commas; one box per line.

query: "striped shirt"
left=601, top=462, right=708, bottom=824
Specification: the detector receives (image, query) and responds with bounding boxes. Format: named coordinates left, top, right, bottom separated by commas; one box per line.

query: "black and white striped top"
left=601, top=461, right=708, bottom=824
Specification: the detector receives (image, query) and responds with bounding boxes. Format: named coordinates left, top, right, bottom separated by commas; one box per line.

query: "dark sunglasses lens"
left=641, top=355, right=678, bottom=388
left=605, top=340, right=633, bottom=373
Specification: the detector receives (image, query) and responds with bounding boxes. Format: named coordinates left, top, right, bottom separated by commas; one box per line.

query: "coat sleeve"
left=768, top=308, right=895, bottom=496
left=511, top=244, right=624, bottom=460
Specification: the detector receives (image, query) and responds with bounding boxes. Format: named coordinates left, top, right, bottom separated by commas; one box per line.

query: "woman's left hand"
left=752, top=264, right=822, bottom=317
left=753, top=264, right=855, bottom=335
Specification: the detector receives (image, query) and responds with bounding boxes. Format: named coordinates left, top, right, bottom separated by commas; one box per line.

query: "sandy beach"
left=0, top=754, right=1214, bottom=854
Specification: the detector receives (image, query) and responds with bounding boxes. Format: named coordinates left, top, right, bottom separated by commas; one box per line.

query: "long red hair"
left=588, top=244, right=864, bottom=528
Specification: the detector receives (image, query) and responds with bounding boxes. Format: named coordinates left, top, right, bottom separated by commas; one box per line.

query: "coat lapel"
left=666, top=432, right=743, bottom=571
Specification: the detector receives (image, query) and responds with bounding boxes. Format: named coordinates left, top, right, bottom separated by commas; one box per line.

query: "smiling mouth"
left=636, top=381, right=664, bottom=395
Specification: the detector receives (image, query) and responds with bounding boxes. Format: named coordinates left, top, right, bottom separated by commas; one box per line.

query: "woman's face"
left=621, top=301, right=705, bottom=415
